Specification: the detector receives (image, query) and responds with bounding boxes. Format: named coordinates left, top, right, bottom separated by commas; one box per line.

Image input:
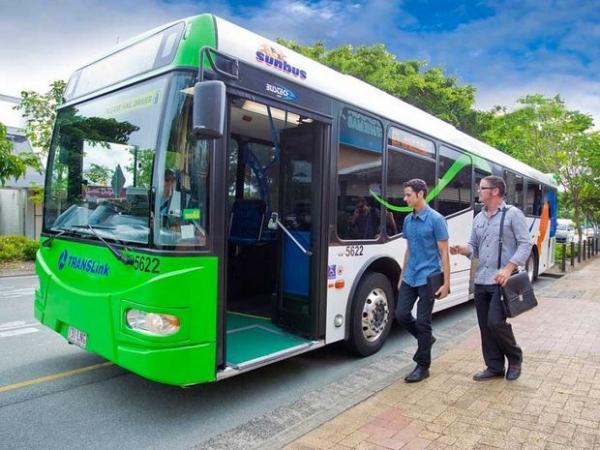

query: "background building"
left=0, top=94, right=44, bottom=239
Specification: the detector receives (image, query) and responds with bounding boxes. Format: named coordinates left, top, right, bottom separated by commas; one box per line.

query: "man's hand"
left=450, top=244, right=470, bottom=256
left=435, top=283, right=450, bottom=300
left=494, top=267, right=513, bottom=287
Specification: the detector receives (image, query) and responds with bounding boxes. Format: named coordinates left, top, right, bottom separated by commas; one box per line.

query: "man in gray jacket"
left=451, top=175, right=531, bottom=381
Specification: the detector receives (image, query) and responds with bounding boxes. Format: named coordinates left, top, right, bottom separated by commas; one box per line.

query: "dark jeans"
left=395, top=281, right=434, bottom=368
left=474, top=284, right=523, bottom=373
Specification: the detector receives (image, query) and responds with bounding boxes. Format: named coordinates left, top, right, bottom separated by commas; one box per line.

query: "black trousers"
left=474, top=284, right=523, bottom=373
left=395, top=281, right=434, bottom=368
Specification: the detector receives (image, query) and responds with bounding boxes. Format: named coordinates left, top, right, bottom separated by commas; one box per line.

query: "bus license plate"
left=67, top=326, right=87, bottom=349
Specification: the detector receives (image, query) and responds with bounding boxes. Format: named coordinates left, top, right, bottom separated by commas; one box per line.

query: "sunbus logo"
left=256, top=44, right=307, bottom=80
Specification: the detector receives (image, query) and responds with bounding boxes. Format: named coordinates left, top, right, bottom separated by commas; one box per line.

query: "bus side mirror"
left=193, top=80, right=226, bottom=139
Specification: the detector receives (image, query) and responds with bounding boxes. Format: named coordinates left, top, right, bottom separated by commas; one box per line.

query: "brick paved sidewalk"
left=287, top=260, right=600, bottom=450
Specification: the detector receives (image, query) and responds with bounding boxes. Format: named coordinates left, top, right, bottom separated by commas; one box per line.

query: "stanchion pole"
left=578, top=241, right=582, bottom=263
left=570, top=241, right=575, bottom=267
left=583, top=240, right=587, bottom=261
left=561, top=242, right=566, bottom=272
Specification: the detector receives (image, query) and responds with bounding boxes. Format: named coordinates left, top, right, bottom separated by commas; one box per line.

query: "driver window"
left=155, top=74, right=210, bottom=247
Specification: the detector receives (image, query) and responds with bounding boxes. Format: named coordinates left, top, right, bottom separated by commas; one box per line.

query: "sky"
left=0, top=0, right=598, bottom=128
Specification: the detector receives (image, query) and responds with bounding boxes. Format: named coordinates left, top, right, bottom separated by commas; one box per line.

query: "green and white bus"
left=36, top=14, right=558, bottom=386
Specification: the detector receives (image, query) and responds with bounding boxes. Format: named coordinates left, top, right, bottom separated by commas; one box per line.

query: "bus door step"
left=217, top=340, right=324, bottom=380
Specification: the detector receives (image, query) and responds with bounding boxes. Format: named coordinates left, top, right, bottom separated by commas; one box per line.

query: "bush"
left=22, top=240, right=40, bottom=260
left=0, top=235, right=39, bottom=262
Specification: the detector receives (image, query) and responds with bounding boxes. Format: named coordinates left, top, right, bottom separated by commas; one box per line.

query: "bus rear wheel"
left=346, top=272, right=394, bottom=356
left=526, top=250, right=539, bottom=282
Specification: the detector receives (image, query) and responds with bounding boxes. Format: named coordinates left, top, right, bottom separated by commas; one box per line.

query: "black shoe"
left=473, top=368, right=505, bottom=381
left=506, top=365, right=521, bottom=381
left=431, top=335, right=437, bottom=346
left=405, top=365, right=430, bottom=383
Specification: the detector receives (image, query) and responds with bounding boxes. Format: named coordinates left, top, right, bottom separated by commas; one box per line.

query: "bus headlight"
left=125, top=309, right=180, bottom=336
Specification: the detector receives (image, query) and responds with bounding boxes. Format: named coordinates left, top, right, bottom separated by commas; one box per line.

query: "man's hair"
left=404, top=178, right=428, bottom=197
left=482, top=175, right=506, bottom=197
left=165, top=169, right=176, bottom=181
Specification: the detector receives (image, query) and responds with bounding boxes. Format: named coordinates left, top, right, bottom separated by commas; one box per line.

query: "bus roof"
left=65, top=14, right=556, bottom=188
left=213, top=16, right=557, bottom=188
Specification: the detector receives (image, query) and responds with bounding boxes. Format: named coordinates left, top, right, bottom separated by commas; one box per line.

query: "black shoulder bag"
left=497, top=207, right=538, bottom=318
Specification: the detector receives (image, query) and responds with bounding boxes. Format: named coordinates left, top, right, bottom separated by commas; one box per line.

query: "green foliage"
left=125, top=148, right=154, bottom=188
left=0, top=122, right=41, bottom=186
left=276, top=39, right=489, bottom=138
left=0, top=236, right=40, bottom=262
left=554, top=241, right=578, bottom=261
left=86, top=163, right=113, bottom=185
left=483, top=95, right=600, bottom=230
left=557, top=191, right=573, bottom=219
left=578, top=132, right=600, bottom=224
left=15, top=80, right=65, bottom=155
left=57, top=107, right=139, bottom=148
left=28, top=183, right=44, bottom=205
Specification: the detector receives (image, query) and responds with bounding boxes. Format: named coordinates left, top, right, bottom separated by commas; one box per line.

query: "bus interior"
left=223, top=96, right=324, bottom=369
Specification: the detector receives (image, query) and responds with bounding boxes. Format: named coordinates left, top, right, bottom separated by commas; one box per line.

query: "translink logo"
left=57, top=250, right=110, bottom=276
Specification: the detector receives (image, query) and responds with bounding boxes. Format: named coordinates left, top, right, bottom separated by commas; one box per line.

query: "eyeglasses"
left=478, top=187, right=494, bottom=192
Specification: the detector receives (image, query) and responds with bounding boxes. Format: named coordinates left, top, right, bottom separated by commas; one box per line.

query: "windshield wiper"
left=78, top=224, right=134, bottom=265
left=42, top=227, right=82, bottom=248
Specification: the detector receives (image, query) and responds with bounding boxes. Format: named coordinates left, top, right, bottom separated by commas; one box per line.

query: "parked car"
left=585, top=225, right=597, bottom=238
left=556, top=219, right=576, bottom=243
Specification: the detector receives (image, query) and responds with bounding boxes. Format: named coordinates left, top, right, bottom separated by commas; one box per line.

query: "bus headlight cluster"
left=125, top=309, right=180, bottom=336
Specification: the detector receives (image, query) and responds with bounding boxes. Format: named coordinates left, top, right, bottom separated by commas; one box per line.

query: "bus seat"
left=229, top=199, right=266, bottom=245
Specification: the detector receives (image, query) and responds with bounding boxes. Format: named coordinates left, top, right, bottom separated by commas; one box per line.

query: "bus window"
left=336, top=108, right=383, bottom=240
left=526, top=179, right=543, bottom=216
left=385, top=127, right=436, bottom=236
left=474, top=168, right=491, bottom=206
left=505, top=171, right=516, bottom=206
left=515, top=175, right=524, bottom=210
left=437, top=146, right=472, bottom=216
left=155, top=73, right=209, bottom=247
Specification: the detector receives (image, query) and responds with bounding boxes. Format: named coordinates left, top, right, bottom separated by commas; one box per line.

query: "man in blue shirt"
left=396, top=179, right=450, bottom=383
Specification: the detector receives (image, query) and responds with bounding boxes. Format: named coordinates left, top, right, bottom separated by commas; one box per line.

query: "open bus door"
left=219, top=95, right=327, bottom=375
left=272, top=122, right=325, bottom=336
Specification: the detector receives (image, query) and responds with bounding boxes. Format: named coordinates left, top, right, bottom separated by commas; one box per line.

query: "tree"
left=276, top=39, right=491, bottom=138
left=578, top=133, right=600, bottom=225
left=14, top=80, right=65, bottom=155
left=483, top=95, right=600, bottom=235
left=126, top=148, right=154, bottom=188
left=85, top=163, right=113, bottom=185
left=0, top=122, right=40, bottom=186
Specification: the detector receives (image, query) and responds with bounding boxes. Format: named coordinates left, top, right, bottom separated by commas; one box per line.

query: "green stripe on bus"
left=369, top=152, right=491, bottom=212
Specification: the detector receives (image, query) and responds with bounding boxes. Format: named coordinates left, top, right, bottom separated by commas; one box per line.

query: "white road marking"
left=0, top=321, right=39, bottom=332
left=0, top=288, right=36, bottom=299
left=0, top=327, right=39, bottom=338
left=0, top=320, right=27, bottom=330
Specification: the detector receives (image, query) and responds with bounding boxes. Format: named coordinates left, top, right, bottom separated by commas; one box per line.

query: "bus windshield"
left=44, top=76, right=169, bottom=245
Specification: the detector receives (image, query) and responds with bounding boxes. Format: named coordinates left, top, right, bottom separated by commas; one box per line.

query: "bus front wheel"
left=346, top=272, right=394, bottom=356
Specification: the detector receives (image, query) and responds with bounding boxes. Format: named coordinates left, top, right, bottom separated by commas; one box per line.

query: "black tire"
left=346, top=272, right=394, bottom=356
left=526, top=250, right=539, bottom=282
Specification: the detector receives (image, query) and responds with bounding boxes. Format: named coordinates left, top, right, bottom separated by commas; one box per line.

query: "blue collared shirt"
left=402, top=205, right=449, bottom=287
left=468, top=202, right=532, bottom=285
